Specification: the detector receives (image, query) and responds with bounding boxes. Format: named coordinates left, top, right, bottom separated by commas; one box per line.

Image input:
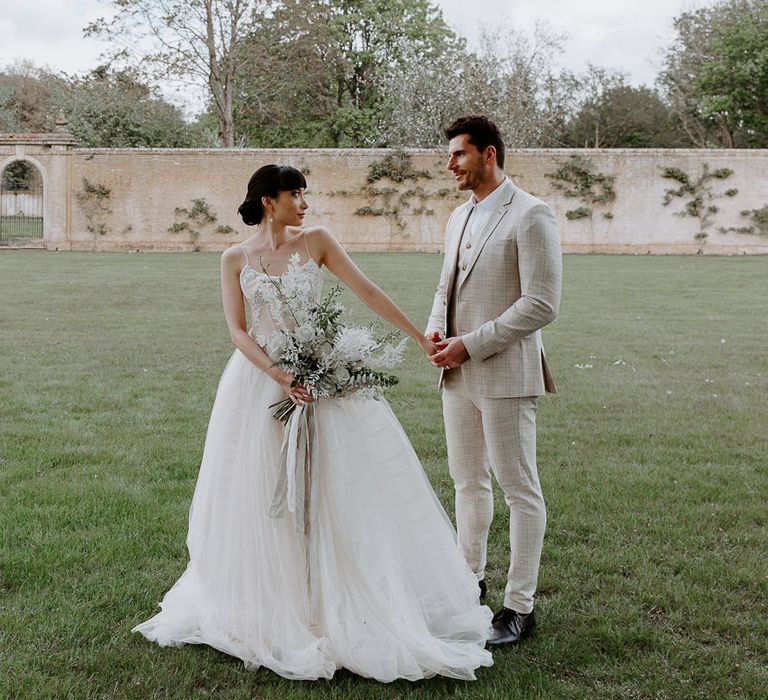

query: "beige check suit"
left=427, top=178, right=562, bottom=613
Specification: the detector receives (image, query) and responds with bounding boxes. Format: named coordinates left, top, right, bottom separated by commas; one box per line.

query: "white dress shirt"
left=456, top=177, right=512, bottom=283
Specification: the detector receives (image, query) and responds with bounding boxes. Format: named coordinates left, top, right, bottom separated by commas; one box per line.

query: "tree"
left=377, top=41, right=467, bottom=147
left=0, top=61, right=199, bottom=147
left=560, top=67, right=683, bottom=148
left=85, top=0, right=264, bottom=147
left=231, top=0, right=343, bottom=147
left=58, top=66, right=197, bottom=148
left=659, top=0, right=768, bottom=147
left=378, top=21, right=571, bottom=148
left=229, top=0, right=462, bottom=147
left=327, top=0, right=459, bottom=145
left=0, top=61, right=66, bottom=133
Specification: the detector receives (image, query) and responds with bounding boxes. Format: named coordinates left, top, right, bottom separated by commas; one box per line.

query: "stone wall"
left=2, top=139, right=767, bottom=254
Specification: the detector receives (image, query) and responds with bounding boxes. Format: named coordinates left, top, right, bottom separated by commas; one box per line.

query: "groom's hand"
left=430, top=336, right=470, bottom=369
left=423, top=331, right=442, bottom=356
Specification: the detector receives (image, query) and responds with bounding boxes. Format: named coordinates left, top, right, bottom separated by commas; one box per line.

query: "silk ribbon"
left=269, top=402, right=321, bottom=631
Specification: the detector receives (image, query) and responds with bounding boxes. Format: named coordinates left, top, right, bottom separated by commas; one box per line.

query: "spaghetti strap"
left=239, top=244, right=250, bottom=267
left=303, top=231, right=313, bottom=262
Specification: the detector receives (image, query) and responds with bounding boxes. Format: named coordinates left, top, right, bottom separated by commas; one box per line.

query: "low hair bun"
left=238, top=198, right=262, bottom=226
left=237, top=164, right=308, bottom=226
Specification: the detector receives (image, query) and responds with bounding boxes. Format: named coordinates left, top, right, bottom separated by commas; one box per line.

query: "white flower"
left=334, top=327, right=376, bottom=364
left=296, top=323, right=317, bottom=344
left=333, top=367, right=351, bottom=386
left=368, top=338, right=408, bottom=369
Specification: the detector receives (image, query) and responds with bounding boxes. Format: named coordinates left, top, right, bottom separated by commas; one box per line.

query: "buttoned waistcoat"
left=427, top=180, right=562, bottom=398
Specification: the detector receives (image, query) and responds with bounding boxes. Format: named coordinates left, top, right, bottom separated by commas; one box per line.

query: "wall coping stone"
left=0, top=133, right=78, bottom=146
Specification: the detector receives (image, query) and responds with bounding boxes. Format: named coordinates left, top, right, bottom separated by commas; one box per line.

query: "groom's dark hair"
left=445, top=115, right=505, bottom=169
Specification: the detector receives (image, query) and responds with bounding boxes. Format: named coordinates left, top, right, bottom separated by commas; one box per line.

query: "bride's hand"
left=418, top=335, right=440, bottom=358
left=271, top=369, right=314, bottom=405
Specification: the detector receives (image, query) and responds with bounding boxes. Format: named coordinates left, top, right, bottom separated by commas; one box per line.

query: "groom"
left=426, top=115, right=562, bottom=645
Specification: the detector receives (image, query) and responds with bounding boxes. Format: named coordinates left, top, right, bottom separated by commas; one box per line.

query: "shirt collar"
left=469, top=177, right=511, bottom=212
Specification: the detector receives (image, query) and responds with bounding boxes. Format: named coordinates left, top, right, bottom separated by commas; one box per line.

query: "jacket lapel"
left=459, top=185, right=517, bottom=288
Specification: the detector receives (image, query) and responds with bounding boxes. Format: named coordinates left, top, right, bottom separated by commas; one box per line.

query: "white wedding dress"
left=132, top=250, right=493, bottom=681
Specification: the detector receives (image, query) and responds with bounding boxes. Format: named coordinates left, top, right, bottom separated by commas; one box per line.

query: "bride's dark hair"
left=238, top=164, right=307, bottom=226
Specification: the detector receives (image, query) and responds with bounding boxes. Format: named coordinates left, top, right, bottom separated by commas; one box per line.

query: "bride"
left=132, top=164, right=493, bottom=681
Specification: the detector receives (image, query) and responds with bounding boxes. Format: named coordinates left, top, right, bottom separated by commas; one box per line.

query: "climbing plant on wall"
left=75, top=178, right=113, bottom=237
left=353, top=150, right=458, bottom=231
left=719, top=205, right=768, bottom=237
left=545, top=156, right=616, bottom=220
left=660, top=164, right=737, bottom=243
left=168, top=198, right=234, bottom=251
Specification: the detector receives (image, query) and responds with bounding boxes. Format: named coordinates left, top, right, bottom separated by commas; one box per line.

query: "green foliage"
left=0, top=161, right=41, bottom=191
left=367, top=151, right=432, bottom=184
left=169, top=198, right=234, bottom=250
left=0, top=62, right=202, bottom=147
left=660, top=167, right=694, bottom=197
left=0, top=61, right=65, bottom=133
left=546, top=156, right=616, bottom=206
left=565, top=207, right=592, bottom=220
left=547, top=156, right=616, bottom=224
left=75, top=178, right=112, bottom=237
left=354, top=206, right=386, bottom=217
left=174, top=199, right=216, bottom=227
left=379, top=22, right=570, bottom=148
left=355, top=152, right=436, bottom=229
left=661, top=164, right=735, bottom=243
left=60, top=66, right=197, bottom=148
left=751, top=205, right=768, bottom=229
left=561, top=75, right=684, bottom=148
left=232, top=0, right=461, bottom=147
left=84, top=0, right=266, bottom=146
left=660, top=0, right=768, bottom=147
left=720, top=205, right=768, bottom=236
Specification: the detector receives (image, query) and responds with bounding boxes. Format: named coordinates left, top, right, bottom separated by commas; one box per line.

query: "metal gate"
left=0, top=161, right=44, bottom=246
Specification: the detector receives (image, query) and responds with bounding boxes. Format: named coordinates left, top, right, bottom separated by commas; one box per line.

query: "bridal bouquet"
left=258, top=254, right=407, bottom=423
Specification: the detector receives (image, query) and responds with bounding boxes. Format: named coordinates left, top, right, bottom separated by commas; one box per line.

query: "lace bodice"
left=240, top=255, right=323, bottom=346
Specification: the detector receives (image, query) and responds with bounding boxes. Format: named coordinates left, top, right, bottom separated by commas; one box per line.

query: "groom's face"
left=447, top=134, right=487, bottom=192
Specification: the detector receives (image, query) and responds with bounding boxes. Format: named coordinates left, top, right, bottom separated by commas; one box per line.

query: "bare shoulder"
left=303, top=225, right=333, bottom=240
left=303, top=225, right=340, bottom=253
left=221, top=243, right=245, bottom=271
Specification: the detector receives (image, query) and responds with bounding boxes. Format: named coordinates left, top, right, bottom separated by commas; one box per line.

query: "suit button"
left=466, top=243, right=471, bottom=249
left=462, top=263, right=467, bottom=270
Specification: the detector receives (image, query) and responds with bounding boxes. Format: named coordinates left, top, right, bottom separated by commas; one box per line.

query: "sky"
left=0, top=0, right=713, bottom=113
left=435, top=0, right=712, bottom=86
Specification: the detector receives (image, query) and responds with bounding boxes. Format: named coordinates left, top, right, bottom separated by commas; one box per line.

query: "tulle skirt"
left=133, top=350, right=493, bottom=681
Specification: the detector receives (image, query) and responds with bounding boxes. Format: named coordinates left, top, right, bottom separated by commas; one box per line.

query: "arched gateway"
left=0, top=116, right=76, bottom=249
left=0, top=159, right=44, bottom=246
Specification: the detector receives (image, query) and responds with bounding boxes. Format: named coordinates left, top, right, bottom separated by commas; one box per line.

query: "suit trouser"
left=442, top=370, right=546, bottom=614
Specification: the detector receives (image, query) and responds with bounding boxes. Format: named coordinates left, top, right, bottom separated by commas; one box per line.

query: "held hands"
left=429, top=335, right=470, bottom=370
left=418, top=332, right=441, bottom=358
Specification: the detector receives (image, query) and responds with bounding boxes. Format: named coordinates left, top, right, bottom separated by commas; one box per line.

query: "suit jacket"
left=427, top=179, right=562, bottom=398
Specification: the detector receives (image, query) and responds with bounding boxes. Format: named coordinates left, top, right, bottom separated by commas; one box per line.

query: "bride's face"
left=271, top=188, right=308, bottom=226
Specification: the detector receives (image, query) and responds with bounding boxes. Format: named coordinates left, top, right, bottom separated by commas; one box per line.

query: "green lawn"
left=1, top=251, right=766, bottom=699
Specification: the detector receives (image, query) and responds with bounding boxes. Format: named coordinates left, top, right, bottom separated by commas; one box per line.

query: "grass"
left=1, top=251, right=767, bottom=699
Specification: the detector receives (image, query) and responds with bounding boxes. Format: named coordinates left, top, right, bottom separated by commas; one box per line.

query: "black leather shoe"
left=478, top=579, right=487, bottom=601
left=487, top=607, right=535, bottom=645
